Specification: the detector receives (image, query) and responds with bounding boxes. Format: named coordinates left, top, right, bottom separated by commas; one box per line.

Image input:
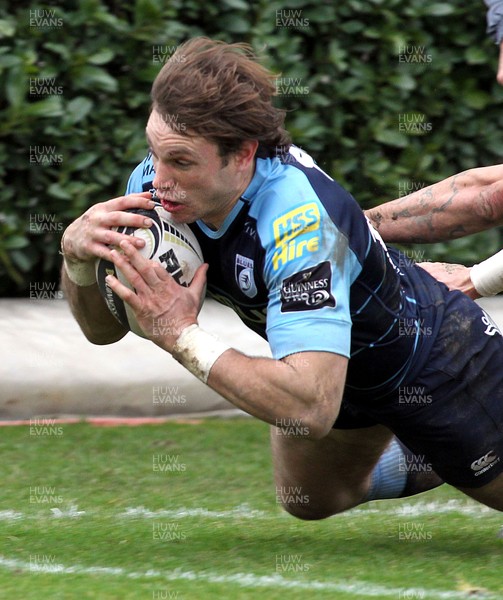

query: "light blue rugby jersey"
left=126, top=146, right=444, bottom=399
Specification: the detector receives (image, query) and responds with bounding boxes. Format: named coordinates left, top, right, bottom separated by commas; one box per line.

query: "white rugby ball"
left=96, top=203, right=203, bottom=338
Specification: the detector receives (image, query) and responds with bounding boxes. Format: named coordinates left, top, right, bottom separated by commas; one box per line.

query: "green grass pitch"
left=0, top=418, right=501, bottom=599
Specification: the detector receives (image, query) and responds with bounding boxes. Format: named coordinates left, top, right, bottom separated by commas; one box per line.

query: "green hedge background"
left=1, top=0, right=502, bottom=296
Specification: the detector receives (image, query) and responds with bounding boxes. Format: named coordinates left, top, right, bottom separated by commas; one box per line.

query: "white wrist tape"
left=60, top=230, right=96, bottom=287
left=470, top=249, right=503, bottom=296
left=63, top=256, right=96, bottom=287
left=171, top=324, right=230, bottom=383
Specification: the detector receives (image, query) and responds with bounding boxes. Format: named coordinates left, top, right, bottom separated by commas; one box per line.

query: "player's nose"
left=152, top=162, right=176, bottom=190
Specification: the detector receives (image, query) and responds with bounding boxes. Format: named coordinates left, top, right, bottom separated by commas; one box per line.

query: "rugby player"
left=61, top=38, right=503, bottom=516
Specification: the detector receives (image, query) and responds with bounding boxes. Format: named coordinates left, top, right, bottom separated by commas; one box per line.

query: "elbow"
left=297, top=387, right=342, bottom=440
left=275, top=411, right=334, bottom=441
left=306, top=420, right=335, bottom=441
left=460, top=168, right=503, bottom=227
left=298, top=405, right=338, bottom=441
left=478, top=180, right=503, bottom=227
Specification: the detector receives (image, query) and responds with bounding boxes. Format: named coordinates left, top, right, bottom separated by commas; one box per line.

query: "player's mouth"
left=157, top=197, right=186, bottom=214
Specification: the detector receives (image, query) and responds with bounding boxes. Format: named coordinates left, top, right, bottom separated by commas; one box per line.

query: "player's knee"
left=277, top=491, right=356, bottom=520
left=279, top=499, right=335, bottom=520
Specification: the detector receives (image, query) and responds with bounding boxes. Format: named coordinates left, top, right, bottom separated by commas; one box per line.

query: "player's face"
left=146, top=110, right=255, bottom=229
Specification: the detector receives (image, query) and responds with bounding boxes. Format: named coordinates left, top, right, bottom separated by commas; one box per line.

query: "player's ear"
left=233, top=139, right=259, bottom=171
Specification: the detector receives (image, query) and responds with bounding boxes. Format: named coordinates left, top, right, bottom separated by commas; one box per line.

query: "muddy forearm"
left=366, top=166, right=503, bottom=243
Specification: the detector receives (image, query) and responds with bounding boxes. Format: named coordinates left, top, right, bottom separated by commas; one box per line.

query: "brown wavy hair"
left=150, top=37, right=291, bottom=158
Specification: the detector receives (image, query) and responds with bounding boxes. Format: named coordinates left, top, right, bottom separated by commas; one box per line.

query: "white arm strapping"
left=63, top=256, right=96, bottom=287
left=470, top=249, right=503, bottom=296
left=171, top=324, right=231, bottom=384
left=60, top=231, right=96, bottom=287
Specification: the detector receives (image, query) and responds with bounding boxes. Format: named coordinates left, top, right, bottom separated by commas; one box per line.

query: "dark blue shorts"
left=335, top=290, right=503, bottom=489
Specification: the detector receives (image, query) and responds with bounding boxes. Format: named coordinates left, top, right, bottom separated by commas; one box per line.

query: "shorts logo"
left=471, top=450, right=500, bottom=477
left=481, top=310, right=501, bottom=337
left=280, top=261, right=336, bottom=313
left=235, top=254, right=257, bottom=298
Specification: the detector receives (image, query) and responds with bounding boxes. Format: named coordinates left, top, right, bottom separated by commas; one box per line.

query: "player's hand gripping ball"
left=95, top=202, right=204, bottom=338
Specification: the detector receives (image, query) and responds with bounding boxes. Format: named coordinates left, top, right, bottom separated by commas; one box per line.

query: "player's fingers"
left=91, top=194, right=156, bottom=230
left=104, top=192, right=154, bottom=212
left=73, top=227, right=145, bottom=260
left=190, top=263, right=208, bottom=296
left=100, top=210, right=154, bottom=230
left=104, top=272, right=142, bottom=312
left=63, top=195, right=156, bottom=263
left=151, top=260, right=172, bottom=281
left=108, top=247, right=153, bottom=292
left=189, top=263, right=208, bottom=312
left=116, top=240, right=165, bottom=288
left=78, top=200, right=154, bottom=242
left=98, top=227, right=149, bottom=251
left=93, top=220, right=153, bottom=252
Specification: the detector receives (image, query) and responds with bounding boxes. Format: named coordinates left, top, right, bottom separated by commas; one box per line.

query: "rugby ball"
left=95, top=203, right=204, bottom=338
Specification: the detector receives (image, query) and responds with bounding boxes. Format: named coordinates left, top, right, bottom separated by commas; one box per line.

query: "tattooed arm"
left=365, top=165, right=503, bottom=243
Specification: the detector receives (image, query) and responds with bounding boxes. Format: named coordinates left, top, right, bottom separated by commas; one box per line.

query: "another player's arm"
left=365, top=165, right=503, bottom=243
left=417, top=249, right=503, bottom=300
left=60, top=193, right=155, bottom=344
left=415, top=262, right=478, bottom=299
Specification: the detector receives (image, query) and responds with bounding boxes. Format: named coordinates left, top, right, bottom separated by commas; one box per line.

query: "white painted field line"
left=0, top=556, right=497, bottom=599
left=343, top=500, right=498, bottom=518
left=119, top=503, right=267, bottom=520
left=0, top=499, right=499, bottom=523
left=119, top=499, right=499, bottom=521
left=0, top=510, right=22, bottom=521
left=0, top=504, right=268, bottom=522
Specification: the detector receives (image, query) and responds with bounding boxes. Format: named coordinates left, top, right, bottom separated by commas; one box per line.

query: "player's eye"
left=173, top=159, right=192, bottom=168
left=149, top=149, right=193, bottom=169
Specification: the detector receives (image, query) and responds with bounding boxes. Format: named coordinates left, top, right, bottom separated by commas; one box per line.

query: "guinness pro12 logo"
left=280, top=261, right=336, bottom=312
